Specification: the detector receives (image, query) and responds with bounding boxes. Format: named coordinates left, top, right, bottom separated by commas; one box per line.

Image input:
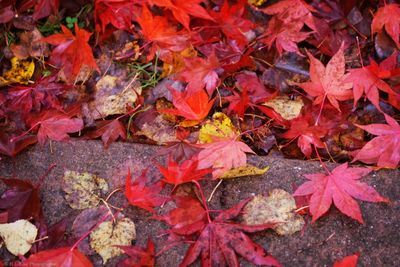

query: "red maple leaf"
left=346, top=52, right=399, bottom=110
left=197, top=138, right=255, bottom=178
left=333, top=253, right=360, bottom=267
left=125, top=168, right=168, bottom=212
left=208, top=0, right=255, bottom=49
left=0, top=133, right=37, bottom=157
left=117, top=238, right=155, bottom=267
left=24, top=247, right=92, bottom=267
left=32, top=0, right=59, bottom=20
left=160, top=197, right=281, bottom=266
left=86, top=119, right=126, bottom=148
left=371, top=3, right=400, bottom=48
left=94, top=0, right=135, bottom=32
left=157, top=157, right=211, bottom=186
left=352, top=113, right=400, bottom=169
left=281, top=115, right=328, bottom=158
left=176, top=53, right=220, bottom=95
left=159, top=88, right=215, bottom=122
left=41, top=24, right=99, bottom=83
left=149, top=0, right=213, bottom=30
left=136, top=5, right=189, bottom=61
left=293, top=163, right=389, bottom=223
left=297, top=44, right=353, bottom=111
left=27, top=109, right=84, bottom=145
left=158, top=141, right=202, bottom=164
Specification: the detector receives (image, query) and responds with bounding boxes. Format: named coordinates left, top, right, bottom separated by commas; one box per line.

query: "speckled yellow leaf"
left=220, top=165, right=269, bottom=179
left=62, top=170, right=109, bottom=209
left=0, top=57, right=35, bottom=87
left=248, top=0, right=267, bottom=7
left=262, top=95, right=303, bottom=120
left=199, top=112, right=240, bottom=144
left=0, top=220, right=38, bottom=256
left=90, top=217, right=136, bottom=263
left=242, top=189, right=305, bottom=235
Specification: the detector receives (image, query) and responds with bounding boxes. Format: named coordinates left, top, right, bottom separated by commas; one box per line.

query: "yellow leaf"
left=262, top=95, right=303, bottom=120
left=219, top=165, right=269, bottom=179
left=199, top=112, right=240, bottom=144
left=0, top=57, right=35, bottom=87
left=161, top=46, right=196, bottom=77
left=0, top=219, right=38, bottom=256
left=248, top=0, right=267, bottom=7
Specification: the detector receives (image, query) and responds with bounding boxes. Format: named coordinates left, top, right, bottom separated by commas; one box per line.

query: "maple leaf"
left=293, top=163, right=389, bottom=223
left=117, top=238, right=155, bottom=267
left=162, top=197, right=281, bottom=266
left=159, top=88, right=215, bottom=122
left=346, top=52, right=399, bottom=110
left=333, top=253, right=360, bottom=267
left=94, top=0, right=135, bottom=32
left=371, top=3, right=400, bottom=48
left=24, top=247, right=93, bottom=267
left=158, top=141, right=202, bottom=164
left=281, top=115, right=328, bottom=158
left=41, top=24, right=99, bottom=82
left=157, top=157, right=211, bottom=186
left=297, top=44, right=353, bottom=111
left=149, top=0, right=214, bottom=30
left=352, top=113, right=400, bottom=169
left=0, top=133, right=37, bottom=157
left=176, top=53, right=221, bottom=95
left=136, top=5, right=189, bottom=60
left=209, top=0, right=255, bottom=49
left=86, top=119, right=126, bottom=148
left=197, top=138, right=255, bottom=178
left=0, top=178, right=41, bottom=222
left=125, top=168, right=168, bottom=212
left=32, top=0, right=59, bottom=20
left=27, top=109, right=84, bottom=145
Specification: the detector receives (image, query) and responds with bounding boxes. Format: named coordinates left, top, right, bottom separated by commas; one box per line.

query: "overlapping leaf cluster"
left=0, top=0, right=399, bottom=266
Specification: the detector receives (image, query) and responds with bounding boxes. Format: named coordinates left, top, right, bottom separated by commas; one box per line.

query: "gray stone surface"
left=0, top=140, right=399, bottom=266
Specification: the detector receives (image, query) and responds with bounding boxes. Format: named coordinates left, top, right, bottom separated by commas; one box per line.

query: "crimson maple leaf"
left=86, top=119, right=126, bottom=148
left=41, top=24, right=99, bottom=83
left=94, top=0, right=135, bottom=32
left=346, top=52, right=399, bottom=110
left=176, top=53, right=220, bottom=95
left=0, top=133, right=37, bottom=157
left=297, top=44, right=353, bottom=111
left=333, top=253, right=360, bottom=267
left=117, top=238, right=155, bottom=267
left=27, top=109, right=84, bottom=145
left=197, top=138, right=255, bottom=178
left=136, top=5, right=189, bottom=61
left=157, top=157, right=211, bottom=186
left=209, top=0, right=255, bottom=49
left=149, top=0, right=214, bottom=30
left=32, top=0, right=59, bottom=20
left=371, top=3, right=400, bottom=48
left=281, top=115, right=328, bottom=158
left=125, top=168, right=168, bottom=212
left=161, top=197, right=281, bottom=266
left=159, top=88, right=215, bottom=122
left=352, top=113, right=400, bottom=169
left=24, top=247, right=93, bottom=267
left=293, top=163, right=389, bottom=223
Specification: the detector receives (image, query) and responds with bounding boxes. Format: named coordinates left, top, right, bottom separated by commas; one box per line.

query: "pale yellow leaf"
left=220, top=165, right=269, bottom=179
left=0, top=219, right=38, bottom=256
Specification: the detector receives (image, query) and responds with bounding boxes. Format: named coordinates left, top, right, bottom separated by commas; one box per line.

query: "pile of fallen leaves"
left=0, top=0, right=399, bottom=266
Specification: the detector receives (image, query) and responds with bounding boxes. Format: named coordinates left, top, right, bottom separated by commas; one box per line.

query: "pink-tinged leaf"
left=125, top=168, right=167, bottom=212
left=371, top=4, right=400, bottom=48
left=333, top=253, right=360, bottom=267
left=41, top=24, right=99, bottom=83
left=293, top=163, right=389, bottom=223
left=352, top=113, right=400, bottom=168
left=94, top=0, right=135, bottom=33
left=297, top=44, right=353, bottom=111
left=28, top=110, right=84, bottom=145
left=33, top=0, right=59, bottom=20
left=24, top=247, right=93, bottom=267
left=197, top=138, right=255, bottom=178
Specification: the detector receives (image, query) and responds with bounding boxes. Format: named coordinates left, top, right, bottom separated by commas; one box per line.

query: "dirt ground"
left=0, top=140, right=399, bottom=266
